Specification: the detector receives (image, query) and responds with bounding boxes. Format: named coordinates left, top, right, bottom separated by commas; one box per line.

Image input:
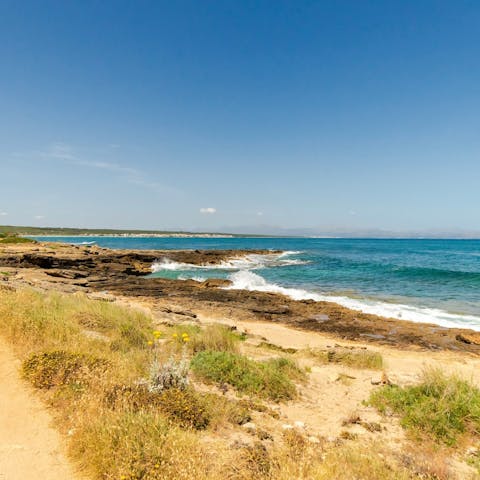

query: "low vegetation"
left=369, top=368, right=480, bottom=446
left=191, top=350, right=304, bottom=401
left=308, top=346, right=384, bottom=370
left=187, top=323, right=243, bottom=353
left=0, top=233, right=35, bottom=244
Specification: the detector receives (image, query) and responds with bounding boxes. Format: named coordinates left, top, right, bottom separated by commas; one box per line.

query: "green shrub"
left=0, top=235, right=35, bottom=244
left=191, top=350, right=300, bottom=401
left=22, top=350, right=109, bottom=389
left=369, top=369, right=480, bottom=445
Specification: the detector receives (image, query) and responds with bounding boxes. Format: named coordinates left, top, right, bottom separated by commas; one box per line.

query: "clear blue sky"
left=1, top=1, right=479, bottom=234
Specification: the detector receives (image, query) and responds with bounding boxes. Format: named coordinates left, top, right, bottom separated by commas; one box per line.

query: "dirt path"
left=0, top=339, right=80, bottom=480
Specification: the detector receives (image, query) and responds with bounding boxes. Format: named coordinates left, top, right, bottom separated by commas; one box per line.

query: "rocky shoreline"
left=1, top=242, right=479, bottom=354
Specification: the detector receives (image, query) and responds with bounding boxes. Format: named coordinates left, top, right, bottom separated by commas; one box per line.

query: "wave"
left=225, top=270, right=480, bottom=332
left=151, top=251, right=307, bottom=273
left=178, top=275, right=207, bottom=282
left=391, top=265, right=480, bottom=282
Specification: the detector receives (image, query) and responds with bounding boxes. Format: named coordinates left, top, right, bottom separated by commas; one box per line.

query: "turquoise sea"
left=33, top=237, right=480, bottom=331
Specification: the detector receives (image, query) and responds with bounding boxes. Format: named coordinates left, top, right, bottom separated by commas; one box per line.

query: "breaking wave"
left=151, top=251, right=307, bottom=273
left=225, top=270, right=480, bottom=332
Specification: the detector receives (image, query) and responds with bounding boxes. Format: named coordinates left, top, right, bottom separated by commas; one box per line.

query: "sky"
left=1, top=0, right=480, bottom=235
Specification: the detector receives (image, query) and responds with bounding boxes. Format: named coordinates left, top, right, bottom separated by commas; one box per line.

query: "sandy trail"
left=0, top=339, right=79, bottom=480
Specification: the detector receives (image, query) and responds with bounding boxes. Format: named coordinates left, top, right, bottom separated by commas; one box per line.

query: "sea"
left=32, top=237, right=480, bottom=331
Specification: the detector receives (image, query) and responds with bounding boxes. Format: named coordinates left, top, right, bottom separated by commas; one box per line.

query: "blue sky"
left=1, top=1, right=480, bottom=234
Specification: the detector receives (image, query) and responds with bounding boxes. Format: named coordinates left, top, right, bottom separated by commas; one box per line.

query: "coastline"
left=1, top=241, right=479, bottom=354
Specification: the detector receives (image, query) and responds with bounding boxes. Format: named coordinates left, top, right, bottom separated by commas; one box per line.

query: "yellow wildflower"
left=147, top=340, right=154, bottom=346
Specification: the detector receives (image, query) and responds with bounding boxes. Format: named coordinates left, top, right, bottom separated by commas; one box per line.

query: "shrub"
left=191, top=350, right=299, bottom=401
left=22, top=350, right=109, bottom=389
left=369, top=368, right=480, bottom=445
left=157, top=388, right=210, bottom=430
left=0, top=235, right=35, bottom=244
left=201, top=392, right=252, bottom=426
left=148, top=355, right=189, bottom=393
left=104, top=383, right=159, bottom=411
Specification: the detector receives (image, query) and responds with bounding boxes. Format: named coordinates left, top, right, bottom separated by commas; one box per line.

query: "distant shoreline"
left=25, top=233, right=237, bottom=238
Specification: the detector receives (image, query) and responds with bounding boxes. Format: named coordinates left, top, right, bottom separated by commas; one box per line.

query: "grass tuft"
left=190, top=350, right=303, bottom=401
left=308, top=347, right=384, bottom=370
left=188, top=323, right=241, bottom=353
left=369, top=368, right=480, bottom=445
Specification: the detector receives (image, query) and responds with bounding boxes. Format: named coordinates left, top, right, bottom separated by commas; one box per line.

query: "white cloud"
left=34, top=215, right=45, bottom=220
left=349, top=210, right=357, bottom=216
left=0, top=211, right=7, bottom=216
left=257, top=211, right=263, bottom=216
left=200, top=207, right=216, bottom=214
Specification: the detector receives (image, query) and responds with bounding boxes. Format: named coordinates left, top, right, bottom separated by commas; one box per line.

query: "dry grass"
left=188, top=323, right=242, bottom=354
left=307, top=346, right=384, bottom=370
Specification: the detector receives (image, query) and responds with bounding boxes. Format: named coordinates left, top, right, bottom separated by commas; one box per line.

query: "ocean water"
left=33, top=237, right=480, bottom=331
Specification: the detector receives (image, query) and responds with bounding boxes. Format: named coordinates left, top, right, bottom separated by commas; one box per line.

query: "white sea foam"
left=151, top=251, right=306, bottom=273
left=225, top=271, right=480, bottom=332
left=178, top=275, right=207, bottom=282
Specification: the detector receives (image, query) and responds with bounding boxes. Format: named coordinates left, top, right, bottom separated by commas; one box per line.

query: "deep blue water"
left=33, top=237, right=480, bottom=330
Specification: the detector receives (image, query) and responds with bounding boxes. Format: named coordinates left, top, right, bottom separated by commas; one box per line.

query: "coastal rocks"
left=160, top=307, right=197, bottom=319
left=252, top=305, right=290, bottom=315
left=199, top=278, right=231, bottom=288
left=45, top=269, right=88, bottom=279
left=456, top=332, right=480, bottom=346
